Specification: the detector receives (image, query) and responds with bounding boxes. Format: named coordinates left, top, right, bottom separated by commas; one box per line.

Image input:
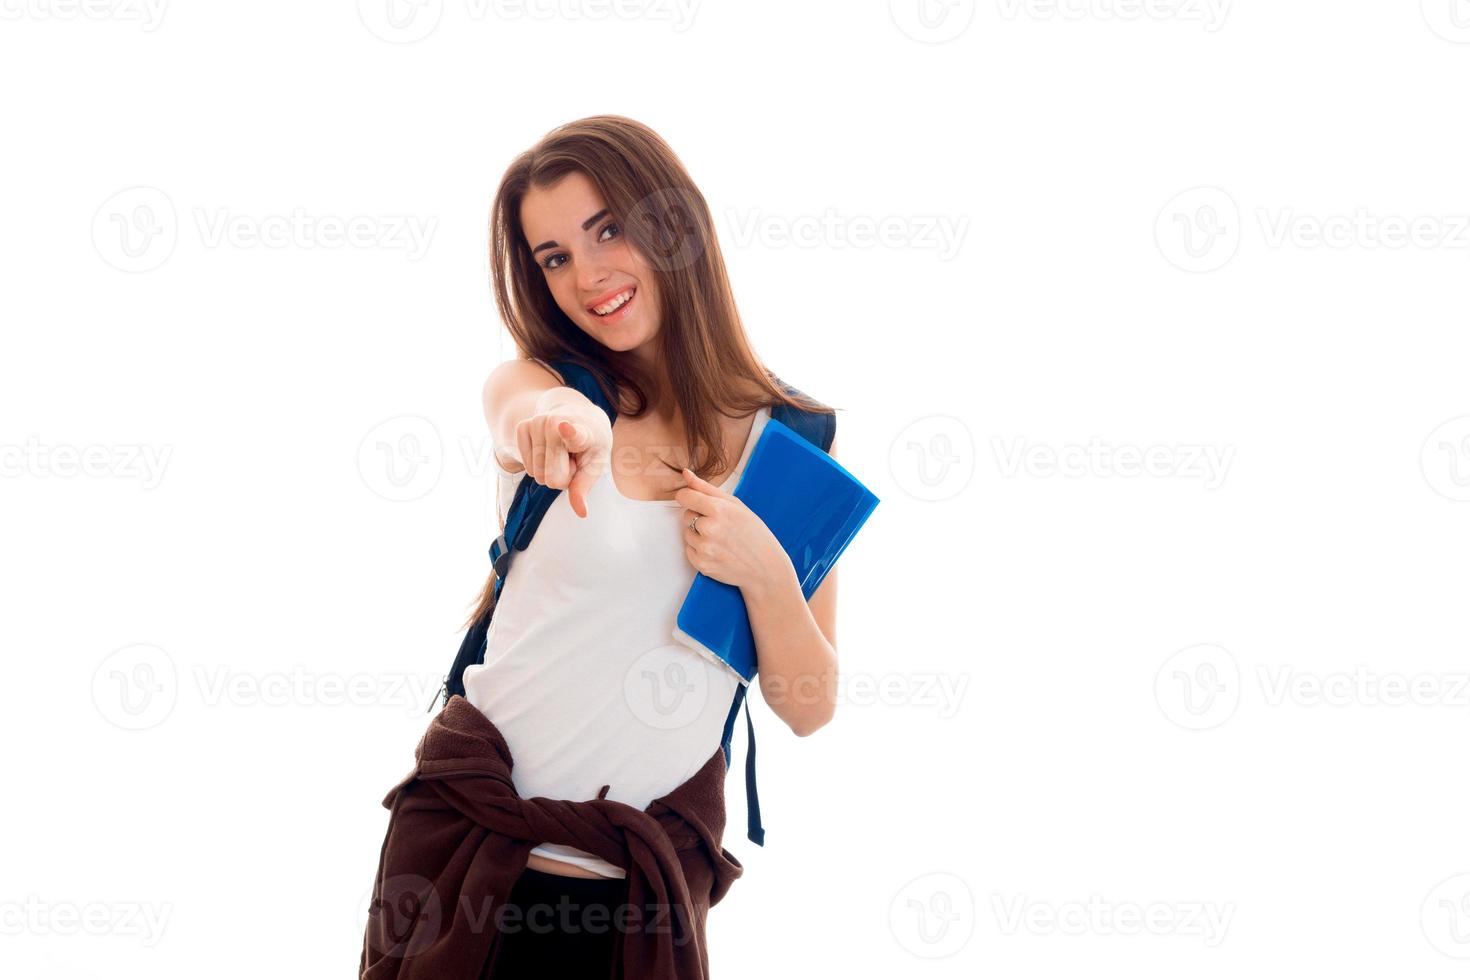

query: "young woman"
left=453, top=115, right=840, bottom=977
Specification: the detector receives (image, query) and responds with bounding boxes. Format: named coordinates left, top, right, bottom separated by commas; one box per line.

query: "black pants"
left=482, top=866, right=630, bottom=979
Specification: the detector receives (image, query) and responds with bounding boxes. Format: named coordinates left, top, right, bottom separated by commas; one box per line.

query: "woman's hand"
left=676, top=468, right=790, bottom=591
left=515, top=392, right=612, bottom=519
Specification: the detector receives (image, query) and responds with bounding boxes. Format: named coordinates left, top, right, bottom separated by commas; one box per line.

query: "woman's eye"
left=541, top=223, right=618, bottom=270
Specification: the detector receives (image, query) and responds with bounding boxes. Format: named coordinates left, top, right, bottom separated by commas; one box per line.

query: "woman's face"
left=520, top=171, right=661, bottom=357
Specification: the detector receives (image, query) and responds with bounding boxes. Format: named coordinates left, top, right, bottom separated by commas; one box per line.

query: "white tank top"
left=461, top=405, right=770, bottom=878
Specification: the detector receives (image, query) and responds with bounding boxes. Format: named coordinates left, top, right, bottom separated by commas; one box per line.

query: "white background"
left=4, top=0, right=1470, bottom=977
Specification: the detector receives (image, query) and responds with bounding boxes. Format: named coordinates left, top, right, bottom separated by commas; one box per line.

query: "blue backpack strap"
left=437, top=358, right=615, bottom=708
left=719, top=682, right=765, bottom=846
left=719, top=379, right=836, bottom=844
left=768, top=377, right=836, bottom=455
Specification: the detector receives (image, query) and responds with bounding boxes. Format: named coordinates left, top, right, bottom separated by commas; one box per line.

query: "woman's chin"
left=591, top=324, right=651, bottom=352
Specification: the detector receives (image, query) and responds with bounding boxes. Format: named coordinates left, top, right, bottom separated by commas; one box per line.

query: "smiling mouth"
left=588, top=286, right=636, bottom=317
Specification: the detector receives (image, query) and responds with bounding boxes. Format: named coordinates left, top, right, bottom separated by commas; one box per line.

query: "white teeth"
left=591, top=289, right=633, bottom=315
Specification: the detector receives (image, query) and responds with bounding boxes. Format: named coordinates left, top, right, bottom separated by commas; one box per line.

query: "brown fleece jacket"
left=359, top=695, right=744, bottom=979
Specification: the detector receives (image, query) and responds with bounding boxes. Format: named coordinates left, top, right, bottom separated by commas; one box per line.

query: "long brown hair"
left=463, top=114, right=835, bottom=630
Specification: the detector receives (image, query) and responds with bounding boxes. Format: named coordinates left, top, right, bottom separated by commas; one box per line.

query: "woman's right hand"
left=515, top=393, right=612, bottom=519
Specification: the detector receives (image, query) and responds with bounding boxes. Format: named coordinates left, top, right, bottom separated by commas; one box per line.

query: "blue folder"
left=672, top=416, right=880, bottom=684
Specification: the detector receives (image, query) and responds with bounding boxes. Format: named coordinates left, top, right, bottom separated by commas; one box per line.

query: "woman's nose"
left=576, top=254, right=611, bottom=291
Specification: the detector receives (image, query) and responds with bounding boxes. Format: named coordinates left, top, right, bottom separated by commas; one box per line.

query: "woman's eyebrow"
left=530, top=209, right=611, bottom=255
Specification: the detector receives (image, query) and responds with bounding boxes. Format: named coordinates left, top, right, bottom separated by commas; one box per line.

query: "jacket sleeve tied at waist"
left=360, top=695, right=744, bottom=980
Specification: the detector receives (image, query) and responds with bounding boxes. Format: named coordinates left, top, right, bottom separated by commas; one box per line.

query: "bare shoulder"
left=484, top=356, right=565, bottom=393
left=482, top=358, right=567, bottom=477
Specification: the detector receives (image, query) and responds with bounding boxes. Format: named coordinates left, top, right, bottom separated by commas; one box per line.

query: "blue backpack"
left=432, top=357, right=836, bottom=847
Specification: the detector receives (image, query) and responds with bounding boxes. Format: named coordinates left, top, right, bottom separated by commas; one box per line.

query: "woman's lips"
left=587, top=285, right=636, bottom=322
